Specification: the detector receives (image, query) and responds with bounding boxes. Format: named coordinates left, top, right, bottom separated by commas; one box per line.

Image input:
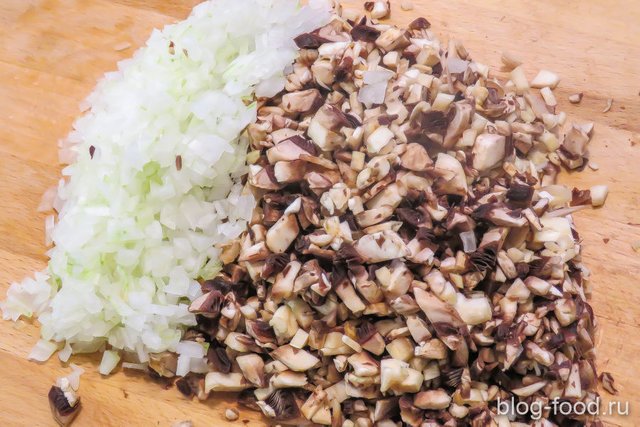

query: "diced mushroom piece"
left=270, top=371, right=308, bottom=388
left=472, top=133, right=506, bottom=172
left=531, top=70, right=560, bottom=89
left=236, top=354, right=267, bottom=387
left=335, top=279, right=366, bottom=314
left=443, top=102, right=473, bottom=148
left=307, top=104, right=350, bottom=151
left=355, top=205, right=395, bottom=228
left=355, top=230, right=410, bottom=263
left=511, top=381, right=548, bottom=397
left=415, top=338, right=448, bottom=359
left=375, top=259, right=413, bottom=299
left=413, top=389, right=452, bottom=410
left=525, top=341, right=554, bottom=366
left=434, top=153, right=468, bottom=196
left=266, top=213, right=299, bottom=253
left=380, top=358, right=423, bottom=393
left=188, top=290, right=224, bottom=318
left=400, top=143, right=432, bottom=171
left=524, top=276, right=554, bottom=296
left=267, top=136, right=316, bottom=163
left=48, top=385, right=81, bottom=427
left=270, top=305, right=299, bottom=344
left=554, top=298, right=577, bottom=326
left=564, top=363, right=582, bottom=398
left=501, top=51, right=522, bottom=70
left=370, top=0, right=390, bottom=19
left=271, top=261, right=301, bottom=303
left=249, top=165, right=282, bottom=190
left=347, top=352, right=380, bottom=377
left=282, top=89, right=323, bottom=113
left=273, top=160, right=306, bottom=183
left=568, top=93, right=583, bottom=104
left=406, top=316, right=432, bottom=344
left=560, top=124, right=590, bottom=169
left=413, top=288, right=464, bottom=350
left=454, top=294, right=492, bottom=325
left=360, top=338, right=386, bottom=359
left=149, top=351, right=178, bottom=378
left=204, top=372, right=250, bottom=392
left=375, top=27, right=411, bottom=52
left=366, top=126, right=395, bottom=154
left=271, top=345, right=321, bottom=372
left=386, top=337, right=415, bottom=362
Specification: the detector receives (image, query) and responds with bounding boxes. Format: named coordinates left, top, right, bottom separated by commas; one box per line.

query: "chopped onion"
left=99, top=350, right=120, bottom=375
left=56, top=364, right=85, bottom=391
left=28, top=339, right=58, bottom=362
left=58, top=342, right=73, bottom=362
left=176, top=340, right=206, bottom=358
left=1, top=0, right=331, bottom=367
left=176, top=354, right=191, bottom=377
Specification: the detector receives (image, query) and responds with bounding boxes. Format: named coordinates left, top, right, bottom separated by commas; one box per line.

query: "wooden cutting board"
left=1, top=1, right=639, bottom=425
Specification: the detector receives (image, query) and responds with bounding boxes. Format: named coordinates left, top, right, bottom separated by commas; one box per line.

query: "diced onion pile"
left=1, top=0, right=330, bottom=369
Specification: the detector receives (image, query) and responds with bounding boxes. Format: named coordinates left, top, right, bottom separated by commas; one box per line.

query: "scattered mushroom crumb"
left=568, top=92, right=583, bottom=104
left=603, top=237, right=610, bottom=244
left=225, top=408, right=240, bottom=421
left=171, top=421, right=194, bottom=427
left=48, top=383, right=81, bottom=426
left=588, top=161, right=600, bottom=171
left=602, top=98, right=613, bottom=113
left=366, top=1, right=390, bottom=19
left=400, top=0, right=414, bottom=11
left=632, top=240, right=640, bottom=252
left=599, top=372, right=618, bottom=395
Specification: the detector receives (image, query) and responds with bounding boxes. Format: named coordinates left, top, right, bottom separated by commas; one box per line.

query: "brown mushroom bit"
left=175, top=3, right=607, bottom=425
left=48, top=385, right=81, bottom=426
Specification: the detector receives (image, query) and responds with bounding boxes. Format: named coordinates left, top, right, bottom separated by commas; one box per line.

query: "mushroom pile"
left=162, top=3, right=608, bottom=425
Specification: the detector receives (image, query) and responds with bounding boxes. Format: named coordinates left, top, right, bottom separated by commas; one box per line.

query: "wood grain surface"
left=1, top=1, right=639, bottom=426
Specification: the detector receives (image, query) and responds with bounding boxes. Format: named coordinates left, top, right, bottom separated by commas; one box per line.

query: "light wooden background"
left=0, top=0, right=639, bottom=425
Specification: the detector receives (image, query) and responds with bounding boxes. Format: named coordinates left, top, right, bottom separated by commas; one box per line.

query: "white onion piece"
left=176, top=354, right=191, bottom=377
left=176, top=340, right=206, bottom=358
left=62, top=364, right=85, bottom=391
left=98, top=350, right=120, bottom=375
left=58, top=342, right=73, bottom=362
left=28, top=339, right=58, bottom=362
left=37, top=186, right=58, bottom=212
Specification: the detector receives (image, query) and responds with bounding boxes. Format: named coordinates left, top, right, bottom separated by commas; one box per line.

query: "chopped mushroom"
left=166, top=3, right=607, bottom=425
left=48, top=383, right=81, bottom=426
left=569, top=92, right=583, bottom=104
